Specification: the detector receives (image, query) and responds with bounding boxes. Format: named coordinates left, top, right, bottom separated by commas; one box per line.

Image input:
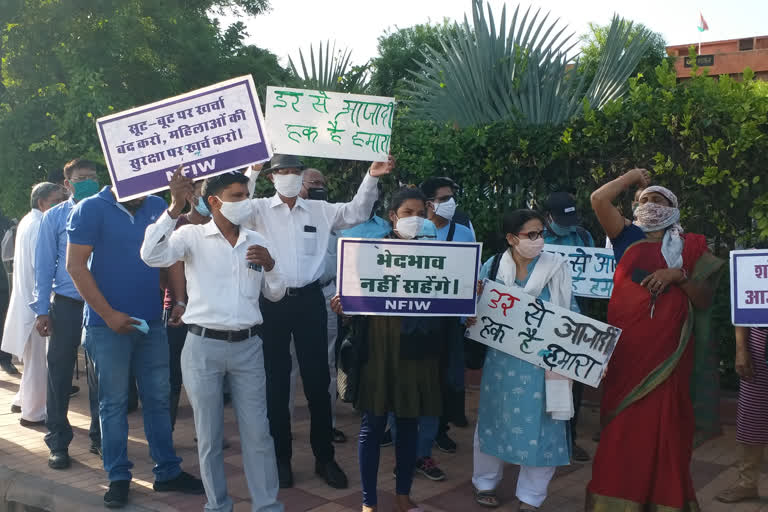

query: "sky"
left=218, top=0, right=767, bottom=69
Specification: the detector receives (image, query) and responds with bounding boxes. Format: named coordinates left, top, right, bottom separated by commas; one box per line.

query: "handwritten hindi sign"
left=544, top=245, right=616, bottom=299
left=730, top=249, right=768, bottom=326
left=97, top=75, right=271, bottom=201
left=265, top=87, right=395, bottom=162
left=465, top=281, right=622, bottom=387
left=337, top=238, right=481, bottom=316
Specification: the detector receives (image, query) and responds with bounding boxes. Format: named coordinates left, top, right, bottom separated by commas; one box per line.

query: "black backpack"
left=464, top=251, right=504, bottom=370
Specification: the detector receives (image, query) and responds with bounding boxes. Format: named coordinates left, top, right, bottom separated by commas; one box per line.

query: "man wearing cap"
left=240, top=154, right=392, bottom=489
left=142, top=169, right=284, bottom=512
left=542, top=191, right=595, bottom=464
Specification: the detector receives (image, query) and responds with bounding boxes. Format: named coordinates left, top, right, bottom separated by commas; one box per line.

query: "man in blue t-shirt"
left=542, top=191, right=594, bottom=464
left=66, top=186, right=203, bottom=507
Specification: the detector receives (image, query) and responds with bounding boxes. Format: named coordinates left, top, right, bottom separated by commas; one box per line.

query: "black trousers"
left=45, top=295, right=100, bottom=451
left=261, top=286, right=334, bottom=463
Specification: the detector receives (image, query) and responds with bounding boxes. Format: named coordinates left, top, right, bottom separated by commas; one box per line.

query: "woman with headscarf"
left=585, top=168, right=724, bottom=511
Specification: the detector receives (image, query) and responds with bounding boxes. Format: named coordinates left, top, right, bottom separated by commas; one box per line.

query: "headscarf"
left=634, top=186, right=684, bottom=268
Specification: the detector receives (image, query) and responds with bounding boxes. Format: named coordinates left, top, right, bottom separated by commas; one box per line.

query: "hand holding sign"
left=168, top=166, right=195, bottom=217
left=369, top=155, right=394, bottom=177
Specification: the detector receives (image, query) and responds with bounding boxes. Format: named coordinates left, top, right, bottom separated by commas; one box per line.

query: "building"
left=666, top=36, right=768, bottom=80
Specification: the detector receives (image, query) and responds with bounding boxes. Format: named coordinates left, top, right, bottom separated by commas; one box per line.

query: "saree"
left=586, top=234, right=724, bottom=512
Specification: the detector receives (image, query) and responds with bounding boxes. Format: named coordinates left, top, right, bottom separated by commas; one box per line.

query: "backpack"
left=464, top=251, right=505, bottom=370
left=1, top=219, right=18, bottom=276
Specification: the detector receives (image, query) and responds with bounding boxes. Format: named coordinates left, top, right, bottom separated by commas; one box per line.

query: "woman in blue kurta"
left=470, top=210, right=576, bottom=510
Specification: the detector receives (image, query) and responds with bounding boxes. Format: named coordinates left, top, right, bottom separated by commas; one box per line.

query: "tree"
left=368, top=20, right=462, bottom=98
left=578, top=21, right=672, bottom=86
left=0, top=0, right=285, bottom=216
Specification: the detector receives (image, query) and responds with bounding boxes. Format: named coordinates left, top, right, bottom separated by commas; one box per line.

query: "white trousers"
left=288, top=284, right=338, bottom=427
left=471, top=426, right=556, bottom=508
left=12, top=332, right=47, bottom=422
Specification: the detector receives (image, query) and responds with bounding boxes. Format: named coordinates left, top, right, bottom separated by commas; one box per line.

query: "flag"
left=698, top=12, right=709, bottom=32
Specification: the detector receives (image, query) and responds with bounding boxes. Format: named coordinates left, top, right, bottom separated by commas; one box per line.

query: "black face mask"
left=307, top=187, right=327, bottom=201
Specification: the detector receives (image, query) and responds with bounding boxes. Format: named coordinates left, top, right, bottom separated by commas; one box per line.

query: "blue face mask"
left=72, top=179, right=99, bottom=201
left=549, top=221, right=575, bottom=237
left=194, top=197, right=211, bottom=217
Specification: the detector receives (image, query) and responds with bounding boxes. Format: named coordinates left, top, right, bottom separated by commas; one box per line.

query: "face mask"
left=549, top=221, right=574, bottom=237
left=395, top=216, right=425, bottom=240
left=433, top=197, right=457, bottom=221
left=194, top=197, right=211, bottom=217
left=273, top=173, right=303, bottom=198
left=514, top=237, right=545, bottom=259
left=217, top=198, right=251, bottom=225
left=307, top=187, right=327, bottom=201
left=72, top=179, right=99, bottom=201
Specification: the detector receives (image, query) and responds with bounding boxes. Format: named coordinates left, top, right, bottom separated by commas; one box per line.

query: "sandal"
left=474, top=488, right=500, bottom=508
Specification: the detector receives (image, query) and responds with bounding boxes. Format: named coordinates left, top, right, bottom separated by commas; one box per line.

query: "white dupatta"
left=497, top=250, right=575, bottom=420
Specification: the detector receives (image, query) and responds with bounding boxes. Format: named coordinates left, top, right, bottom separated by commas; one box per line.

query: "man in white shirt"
left=3, top=183, right=66, bottom=426
left=141, top=170, right=284, bottom=512
left=245, top=154, right=392, bottom=489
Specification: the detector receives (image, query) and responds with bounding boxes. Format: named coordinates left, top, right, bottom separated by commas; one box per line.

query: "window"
left=739, top=38, right=754, bottom=51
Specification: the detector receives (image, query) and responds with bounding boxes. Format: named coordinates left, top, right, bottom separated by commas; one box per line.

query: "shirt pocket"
left=242, top=265, right=263, bottom=300
left=302, top=231, right=317, bottom=256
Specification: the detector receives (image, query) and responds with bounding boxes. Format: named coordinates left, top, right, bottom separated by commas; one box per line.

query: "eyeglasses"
left=69, top=174, right=98, bottom=183
left=517, top=230, right=545, bottom=241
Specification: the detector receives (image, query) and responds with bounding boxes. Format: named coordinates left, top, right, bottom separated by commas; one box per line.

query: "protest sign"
left=265, top=87, right=395, bottom=162
left=730, top=249, right=768, bottom=326
left=97, top=75, right=271, bottom=201
left=543, top=245, right=616, bottom=299
left=337, top=238, right=481, bottom=316
left=465, top=281, right=622, bottom=387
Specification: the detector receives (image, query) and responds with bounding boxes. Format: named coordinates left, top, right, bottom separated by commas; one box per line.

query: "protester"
left=542, top=191, right=594, bottom=463
left=295, top=168, right=346, bottom=443
left=238, top=154, right=391, bottom=489
left=469, top=209, right=575, bottom=510
left=160, top=179, right=212, bottom=430
left=0, top=207, right=18, bottom=376
left=67, top=184, right=203, bottom=507
left=2, top=183, right=65, bottom=427
left=715, top=324, right=768, bottom=503
left=331, top=186, right=443, bottom=512
left=32, top=159, right=102, bottom=468
left=142, top=169, right=284, bottom=512
left=586, top=168, right=724, bottom=511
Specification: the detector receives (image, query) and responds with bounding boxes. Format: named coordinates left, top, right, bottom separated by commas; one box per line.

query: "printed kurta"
left=476, top=257, right=572, bottom=467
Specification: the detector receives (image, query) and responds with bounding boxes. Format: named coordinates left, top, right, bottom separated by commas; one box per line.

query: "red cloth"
left=162, top=215, right=191, bottom=310
left=587, top=234, right=708, bottom=509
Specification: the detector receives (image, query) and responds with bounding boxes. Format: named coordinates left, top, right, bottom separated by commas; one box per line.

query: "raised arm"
left=140, top=212, right=188, bottom=268
left=329, top=156, right=393, bottom=231
left=590, top=168, right=650, bottom=239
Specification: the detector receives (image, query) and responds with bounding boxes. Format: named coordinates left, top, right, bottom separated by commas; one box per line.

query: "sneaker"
left=70, top=385, right=80, bottom=397
left=435, top=431, right=457, bottom=453
left=104, top=480, right=130, bottom=508
left=415, top=457, right=446, bottom=481
left=90, top=440, right=103, bottom=458
left=380, top=429, right=393, bottom=447
left=153, top=471, right=205, bottom=494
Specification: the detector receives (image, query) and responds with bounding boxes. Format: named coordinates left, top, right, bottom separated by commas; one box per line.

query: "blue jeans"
left=360, top=412, right=418, bottom=506
left=84, top=322, right=182, bottom=482
left=389, top=414, right=439, bottom=459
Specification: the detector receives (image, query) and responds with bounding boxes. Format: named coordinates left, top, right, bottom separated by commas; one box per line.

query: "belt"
left=54, top=293, right=84, bottom=305
left=188, top=323, right=263, bottom=342
left=285, top=280, right=322, bottom=297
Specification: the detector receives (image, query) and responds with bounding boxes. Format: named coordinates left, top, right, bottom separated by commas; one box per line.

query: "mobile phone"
left=631, top=268, right=651, bottom=285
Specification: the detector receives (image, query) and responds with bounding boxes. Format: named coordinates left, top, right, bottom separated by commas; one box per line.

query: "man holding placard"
left=240, top=153, right=392, bottom=489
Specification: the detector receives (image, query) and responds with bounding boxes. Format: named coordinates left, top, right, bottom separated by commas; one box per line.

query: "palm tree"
left=288, top=41, right=370, bottom=93
left=405, top=1, right=651, bottom=127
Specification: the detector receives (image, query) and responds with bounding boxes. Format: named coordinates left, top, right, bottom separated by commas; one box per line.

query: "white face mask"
left=395, top=216, right=425, bottom=240
left=217, top=198, right=251, bottom=226
left=433, top=197, right=457, bottom=221
left=514, top=237, right=545, bottom=259
left=273, top=173, right=304, bottom=198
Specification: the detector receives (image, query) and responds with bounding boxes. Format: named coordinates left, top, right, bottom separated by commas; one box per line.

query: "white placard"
left=543, top=245, right=616, bottom=299
left=265, top=87, right=394, bottom=162
left=465, top=280, right=622, bottom=387
left=730, top=249, right=768, bottom=326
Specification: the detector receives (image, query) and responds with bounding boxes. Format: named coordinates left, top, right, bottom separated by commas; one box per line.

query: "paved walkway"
left=0, top=354, right=767, bottom=511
